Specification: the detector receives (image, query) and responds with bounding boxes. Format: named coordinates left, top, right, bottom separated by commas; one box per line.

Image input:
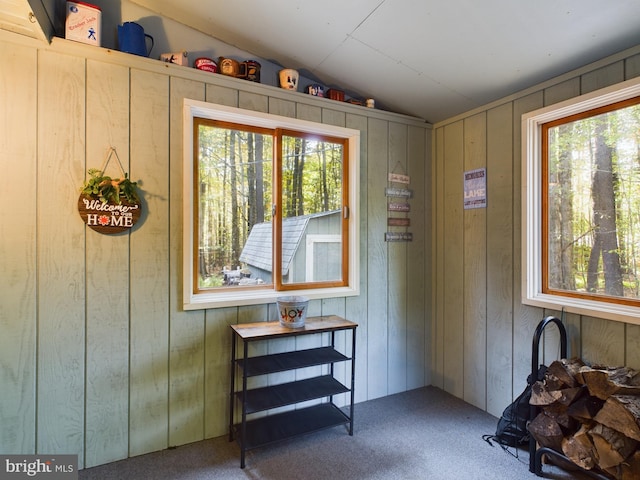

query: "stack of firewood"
left=529, top=358, right=640, bottom=479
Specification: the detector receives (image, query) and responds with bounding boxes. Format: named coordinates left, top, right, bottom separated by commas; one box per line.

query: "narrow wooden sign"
left=385, top=232, right=413, bottom=242
left=388, top=173, right=410, bottom=184
left=388, top=202, right=410, bottom=212
left=78, top=194, right=141, bottom=234
left=385, top=187, right=413, bottom=198
left=388, top=217, right=410, bottom=227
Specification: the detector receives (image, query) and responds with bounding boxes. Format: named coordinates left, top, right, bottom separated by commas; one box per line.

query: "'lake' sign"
left=463, top=168, right=487, bottom=209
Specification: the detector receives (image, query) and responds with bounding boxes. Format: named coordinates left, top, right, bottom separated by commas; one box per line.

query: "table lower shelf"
left=237, top=375, right=350, bottom=414
left=234, top=403, right=351, bottom=450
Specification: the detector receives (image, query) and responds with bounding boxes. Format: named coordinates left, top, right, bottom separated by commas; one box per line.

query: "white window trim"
left=521, top=76, right=640, bottom=324
left=182, top=98, right=360, bottom=310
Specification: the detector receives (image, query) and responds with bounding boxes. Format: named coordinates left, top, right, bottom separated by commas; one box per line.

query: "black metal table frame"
left=229, top=317, right=357, bottom=468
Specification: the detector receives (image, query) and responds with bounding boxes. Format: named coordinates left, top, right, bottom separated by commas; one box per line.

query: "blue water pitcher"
left=118, top=22, right=154, bottom=57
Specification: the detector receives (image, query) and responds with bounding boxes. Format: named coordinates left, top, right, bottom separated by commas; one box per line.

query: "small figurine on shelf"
left=161, top=51, right=189, bottom=66
left=305, top=84, right=325, bottom=97
left=194, top=57, right=217, bottom=73
left=326, top=88, right=345, bottom=101
left=279, top=69, right=299, bottom=90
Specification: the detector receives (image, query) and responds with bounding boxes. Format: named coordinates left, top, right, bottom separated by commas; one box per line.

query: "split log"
left=531, top=381, right=563, bottom=405
left=528, top=412, right=564, bottom=452
left=594, top=395, right=640, bottom=442
left=530, top=381, right=584, bottom=408
left=529, top=358, right=640, bottom=477
left=543, top=402, right=576, bottom=431
left=604, top=450, right=640, bottom=479
left=561, top=424, right=598, bottom=471
left=547, top=358, right=586, bottom=389
left=580, top=366, right=640, bottom=400
left=557, top=387, right=585, bottom=406
left=567, top=394, right=605, bottom=422
left=589, top=423, right=637, bottom=469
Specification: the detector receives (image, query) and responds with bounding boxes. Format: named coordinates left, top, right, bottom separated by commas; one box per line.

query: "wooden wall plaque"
left=388, top=218, right=410, bottom=227
left=78, top=194, right=141, bottom=234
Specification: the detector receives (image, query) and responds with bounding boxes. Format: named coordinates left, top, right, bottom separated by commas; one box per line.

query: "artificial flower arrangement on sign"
left=81, top=168, right=139, bottom=204
left=78, top=147, right=142, bottom=234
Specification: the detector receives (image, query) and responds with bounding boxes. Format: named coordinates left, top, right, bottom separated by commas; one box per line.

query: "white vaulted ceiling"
left=4, top=1, right=640, bottom=123
left=129, top=0, right=640, bottom=122
left=127, top=0, right=640, bottom=123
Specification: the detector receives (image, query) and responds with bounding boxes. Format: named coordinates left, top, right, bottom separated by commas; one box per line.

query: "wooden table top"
left=230, top=315, right=357, bottom=341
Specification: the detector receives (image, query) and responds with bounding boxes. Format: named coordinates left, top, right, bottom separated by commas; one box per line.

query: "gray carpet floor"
left=79, top=386, right=593, bottom=479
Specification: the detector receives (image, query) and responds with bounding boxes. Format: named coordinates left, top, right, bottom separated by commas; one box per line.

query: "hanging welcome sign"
left=78, top=147, right=141, bottom=234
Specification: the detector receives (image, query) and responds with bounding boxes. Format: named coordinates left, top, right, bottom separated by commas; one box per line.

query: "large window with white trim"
left=522, top=77, right=640, bottom=323
left=183, top=99, right=360, bottom=309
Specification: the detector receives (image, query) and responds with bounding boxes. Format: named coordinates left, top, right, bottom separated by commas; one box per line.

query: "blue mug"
left=118, top=22, right=154, bottom=57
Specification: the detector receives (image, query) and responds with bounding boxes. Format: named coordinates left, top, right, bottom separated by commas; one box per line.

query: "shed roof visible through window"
left=240, top=211, right=339, bottom=275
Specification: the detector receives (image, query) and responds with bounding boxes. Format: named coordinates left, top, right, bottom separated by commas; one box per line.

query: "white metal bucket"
left=276, top=296, right=309, bottom=328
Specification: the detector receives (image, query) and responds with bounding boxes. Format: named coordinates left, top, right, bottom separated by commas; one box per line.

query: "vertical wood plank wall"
left=433, top=47, right=640, bottom=418
left=0, top=32, right=430, bottom=468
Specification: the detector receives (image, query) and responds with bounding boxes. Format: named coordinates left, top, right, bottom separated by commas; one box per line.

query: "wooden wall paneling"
left=562, top=312, right=582, bottom=360
left=544, top=78, right=580, bottom=107
left=205, top=83, right=238, bottom=107
left=0, top=40, right=37, bottom=454
left=626, top=324, right=640, bottom=370
left=345, top=112, right=369, bottom=403
left=297, top=103, right=322, bottom=123
left=485, top=103, right=515, bottom=417
left=168, top=77, right=206, bottom=447
left=511, top=92, right=545, bottom=400
left=128, top=68, right=170, bottom=457
left=432, top=126, right=445, bottom=388
left=387, top=121, right=409, bottom=395
left=269, top=96, right=296, bottom=117
left=626, top=53, right=640, bottom=79
left=462, top=112, right=487, bottom=410
left=539, top=310, right=581, bottom=362
left=84, top=59, right=131, bottom=467
left=366, top=117, right=389, bottom=399
left=581, top=316, right=625, bottom=366
left=36, top=50, right=86, bottom=462
left=239, top=91, right=268, bottom=113
left=442, top=120, right=464, bottom=398
left=541, top=309, right=567, bottom=366
left=406, top=125, right=427, bottom=390
left=204, top=307, right=237, bottom=438
left=581, top=61, right=625, bottom=95
left=321, top=108, right=347, bottom=132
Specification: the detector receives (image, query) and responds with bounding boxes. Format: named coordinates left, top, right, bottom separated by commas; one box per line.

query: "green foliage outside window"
left=545, top=99, right=640, bottom=303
